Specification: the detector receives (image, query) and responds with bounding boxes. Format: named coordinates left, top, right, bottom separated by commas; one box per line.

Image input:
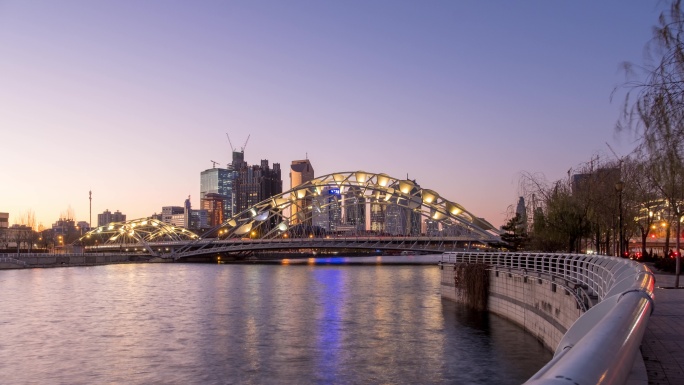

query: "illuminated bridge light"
left=92, top=171, right=500, bottom=260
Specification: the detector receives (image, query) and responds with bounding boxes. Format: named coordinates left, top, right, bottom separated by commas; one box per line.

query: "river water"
left=0, top=255, right=551, bottom=384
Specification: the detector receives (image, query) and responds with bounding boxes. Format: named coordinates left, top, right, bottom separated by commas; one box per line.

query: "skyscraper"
left=290, top=159, right=314, bottom=225
left=344, top=186, right=365, bottom=232
left=200, top=166, right=233, bottom=223
left=312, top=186, right=342, bottom=232
left=290, top=159, right=314, bottom=189
left=201, top=193, right=226, bottom=227
left=233, top=159, right=282, bottom=214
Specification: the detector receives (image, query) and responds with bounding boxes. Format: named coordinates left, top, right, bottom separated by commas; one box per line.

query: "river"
left=0, top=255, right=551, bottom=384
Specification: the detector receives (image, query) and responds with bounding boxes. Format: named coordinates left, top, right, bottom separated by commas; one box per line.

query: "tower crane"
left=210, top=160, right=220, bottom=168
left=226, top=133, right=251, bottom=153
left=226, top=133, right=235, bottom=152
left=241, top=134, right=250, bottom=152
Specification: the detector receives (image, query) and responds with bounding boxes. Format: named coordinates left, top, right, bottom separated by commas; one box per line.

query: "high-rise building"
left=200, top=167, right=233, bottom=222
left=343, top=186, right=365, bottom=232
left=166, top=197, right=208, bottom=230
left=0, top=212, right=8, bottom=229
left=233, top=159, right=282, bottom=214
left=290, top=159, right=314, bottom=225
left=312, top=186, right=342, bottom=232
left=290, top=159, right=314, bottom=188
left=161, top=206, right=184, bottom=224
left=97, top=209, right=126, bottom=227
left=515, top=196, right=527, bottom=232
left=201, top=193, right=226, bottom=227
left=371, top=179, right=421, bottom=235
left=370, top=203, right=386, bottom=232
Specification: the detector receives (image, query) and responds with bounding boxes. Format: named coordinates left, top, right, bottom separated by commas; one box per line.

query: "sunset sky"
left=0, top=1, right=660, bottom=229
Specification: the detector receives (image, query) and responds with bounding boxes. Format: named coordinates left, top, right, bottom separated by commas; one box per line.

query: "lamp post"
left=615, top=181, right=625, bottom=257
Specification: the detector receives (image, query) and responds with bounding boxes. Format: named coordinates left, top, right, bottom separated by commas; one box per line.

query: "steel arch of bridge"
left=78, top=218, right=199, bottom=255
left=173, top=171, right=500, bottom=259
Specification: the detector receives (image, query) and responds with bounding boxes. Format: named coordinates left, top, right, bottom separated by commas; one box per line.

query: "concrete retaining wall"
left=441, top=264, right=583, bottom=351
left=4, top=254, right=155, bottom=269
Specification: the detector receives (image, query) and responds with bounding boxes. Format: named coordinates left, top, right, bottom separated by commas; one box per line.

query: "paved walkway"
left=641, top=268, right=684, bottom=385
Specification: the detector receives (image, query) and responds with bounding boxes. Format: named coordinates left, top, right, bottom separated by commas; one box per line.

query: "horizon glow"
left=0, top=1, right=658, bottom=229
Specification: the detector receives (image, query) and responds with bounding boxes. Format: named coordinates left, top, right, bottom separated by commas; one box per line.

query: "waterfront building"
left=161, top=206, right=184, bottom=224
left=425, top=218, right=439, bottom=236
left=51, top=218, right=79, bottom=244
left=200, top=166, right=233, bottom=222
left=343, top=186, right=365, bottom=232
left=381, top=179, right=421, bottom=236
left=97, top=209, right=126, bottom=227
left=312, top=186, right=342, bottom=232
left=167, top=197, right=208, bottom=230
left=76, top=221, right=90, bottom=236
left=0, top=212, right=8, bottom=229
left=290, top=159, right=314, bottom=188
left=170, top=214, right=186, bottom=228
left=290, top=159, right=314, bottom=225
left=370, top=202, right=386, bottom=232
left=515, top=196, right=528, bottom=232
left=233, top=159, right=282, bottom=214
left=201, top=193, right=226, bottom=227
left=4, top=224, right=33, bottom=249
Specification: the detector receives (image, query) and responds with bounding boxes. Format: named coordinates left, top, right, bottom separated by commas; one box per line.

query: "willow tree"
left=619, top=0, right=684, bottom=285
left=520, top=173, right=592, bottom=253
left=623, top=157, right=664, bottom=258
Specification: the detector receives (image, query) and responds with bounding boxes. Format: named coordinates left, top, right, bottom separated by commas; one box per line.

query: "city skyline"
left=0, top=1, right=659, bottom=229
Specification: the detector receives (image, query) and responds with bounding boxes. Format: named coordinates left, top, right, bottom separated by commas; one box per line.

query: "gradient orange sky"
left=0, top=1, right=657, bottom=229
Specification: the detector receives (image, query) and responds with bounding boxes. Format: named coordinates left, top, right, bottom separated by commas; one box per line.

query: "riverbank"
left=0, top=253, right=168, bottom=269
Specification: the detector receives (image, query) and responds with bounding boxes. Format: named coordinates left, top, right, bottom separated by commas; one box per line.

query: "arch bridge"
left=79, top=171, right=502, bottom=259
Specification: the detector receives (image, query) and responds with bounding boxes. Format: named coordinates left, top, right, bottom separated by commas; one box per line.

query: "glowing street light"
left=615, top=181, right=624, bottom=257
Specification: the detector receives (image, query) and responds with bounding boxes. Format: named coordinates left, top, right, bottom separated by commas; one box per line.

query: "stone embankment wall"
left=441, top=264, right=583, bottom=351
left=0, top=254, right=162, bottom=269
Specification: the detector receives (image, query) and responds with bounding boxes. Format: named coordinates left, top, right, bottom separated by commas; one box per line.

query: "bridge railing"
left=0, top=257, right=27, bottom=266
left=442, top=252, right=654, bottom=385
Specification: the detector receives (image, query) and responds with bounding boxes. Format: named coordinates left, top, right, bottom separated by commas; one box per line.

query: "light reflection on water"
left=0, top=257, right=550, bottom=384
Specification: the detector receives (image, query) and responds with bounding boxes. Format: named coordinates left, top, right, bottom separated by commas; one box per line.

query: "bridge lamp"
left=431, top=210, right=446, bottom=220
left=399, top=180, right=415, bottom=195
left=296, top=188, right=307, bottom=199
left=421, top=189, right=439, bottom=204
left=376, top=174, right=390, bottom=187
left=333, top=173, right=346, bottom=186
left=250, top=230, right=257, bottom=238
left=355, top=171, right=368, bottom=184
left=274, top=197, right=289, bottom=208
left=445, top=201, right=462, bottom=216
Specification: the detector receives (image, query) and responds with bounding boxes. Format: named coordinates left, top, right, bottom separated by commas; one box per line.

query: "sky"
left=0, top=0, right=662, bottom=229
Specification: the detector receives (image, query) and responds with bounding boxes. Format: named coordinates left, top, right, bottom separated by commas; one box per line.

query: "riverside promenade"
left=642, top=267, right=684, bottom=385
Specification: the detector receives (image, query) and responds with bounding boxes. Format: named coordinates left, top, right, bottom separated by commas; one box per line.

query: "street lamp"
left=615, top=181, right=625, bottom=257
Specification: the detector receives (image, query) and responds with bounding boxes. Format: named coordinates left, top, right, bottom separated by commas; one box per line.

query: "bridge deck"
left=642, top=268, right=684, bottom=385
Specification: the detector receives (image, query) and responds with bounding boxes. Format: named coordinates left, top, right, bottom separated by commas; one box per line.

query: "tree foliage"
left=618, top=0, right=684, bottom=282
left=500, top=213, right=528, bottom=251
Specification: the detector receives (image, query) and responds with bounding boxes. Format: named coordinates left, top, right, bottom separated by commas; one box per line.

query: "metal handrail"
left=0, top=257, right=27, bottom=266
left=442, top=252, right=654, bottom=385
